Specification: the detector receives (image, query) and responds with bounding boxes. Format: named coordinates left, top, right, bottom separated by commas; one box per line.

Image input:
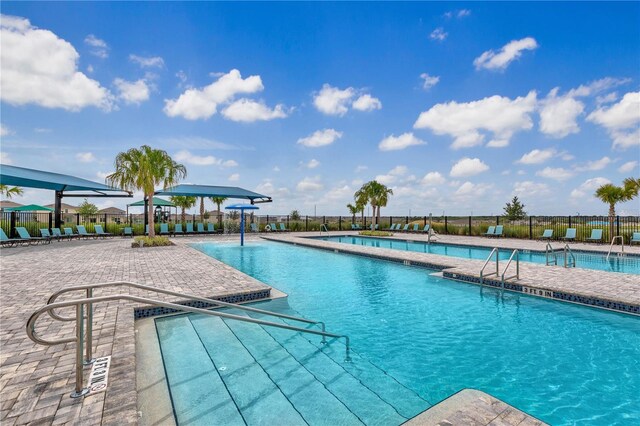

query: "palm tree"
left=106, top=145, right=186, bottom=238
left=170, top=196, right=197, bottom=224
left=356, top=180, right=393, bottom=227
left=346, top=203, right=359, bottom=223
left=595, top=178, right=639, bottom=239
left=0, top=185, right=23, bottom=199
left=210, top=196, right=228, bottom=224
left=354, top=186, right=369, bottom=225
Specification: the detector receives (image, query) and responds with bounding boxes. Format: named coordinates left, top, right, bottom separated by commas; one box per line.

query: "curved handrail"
left=479, top=247, right=499, bottom=284
left=500, top=249, right=520, bottom=286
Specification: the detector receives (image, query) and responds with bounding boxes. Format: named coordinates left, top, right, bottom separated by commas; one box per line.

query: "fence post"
left=616, top=215, right=620, bottom=238
left=339, top=216, right=342, bottom=231
left=364, top=217, right=367, bottom=228
left=424, top=216, right=427, bottom=227
left=104, top=214, right=108, bottom=231
left=444, top=216, right=448, bottom=234
left=468, top=216, right=472, bottom=236
left=305, top=215, right=308, bottom=231
left=10, top=211, right=16, bottom=238
left=76, top=213, right=80, bottom=226
left=48, top=212, right=53, bottom=231
left=496, top=216, right=500, bottom=225
left=389, top=216, right=392, bottom=228
left=323, top=216, right=325, bottom=229
left=287, top=215, right=290, bottom=227
left=529, top=216, right=533, bottom=239
left=568, top=215, right=572, bottom=228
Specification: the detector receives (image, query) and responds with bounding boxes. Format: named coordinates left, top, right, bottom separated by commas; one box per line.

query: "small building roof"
left=156, top=184, right=271, bottom=204
left=44, top=203, right=78, bottom=210
left=0, top=201, right=23, bottom=209
left=98, top=206, right=126, bottom=214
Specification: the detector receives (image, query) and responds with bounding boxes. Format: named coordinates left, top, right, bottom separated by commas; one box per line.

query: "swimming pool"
left=314, top=235, right=640, bottom=274
left=155, top=241, right=640, bottom=425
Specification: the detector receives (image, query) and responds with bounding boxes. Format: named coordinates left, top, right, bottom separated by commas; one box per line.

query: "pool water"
left=160, top=241, right=639, bottom=425
left=314, top=235, right=640, bottom=274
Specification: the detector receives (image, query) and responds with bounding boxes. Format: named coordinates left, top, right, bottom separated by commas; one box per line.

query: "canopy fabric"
left=225, top=204, right=259, bottom=210
left=0, top=164, right=125, bottom=193
left=156, top=184, right=271, bottom=204
left=128, top=197, right=175, bottom=207
left=5, top=204, right=54, bottom=212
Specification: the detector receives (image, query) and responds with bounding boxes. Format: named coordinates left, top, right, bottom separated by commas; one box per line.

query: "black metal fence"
left=2, top=211, right=638, bottom=243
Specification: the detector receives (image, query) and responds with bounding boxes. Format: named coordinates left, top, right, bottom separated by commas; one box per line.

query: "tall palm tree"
left=356, top=180, right=393, bottom=227
left=210, top=196, right=228, bottom=224
left=595, top=178, right=639, bottom=239
left=170, top=196, right=196, bottom=224
left=346, top=203, right=359, bottom=223
left=354, top=187, right=369, bottom=225
left=106, top=145, right=186, bottom=238
left=0, top=185, right=23, bottom=199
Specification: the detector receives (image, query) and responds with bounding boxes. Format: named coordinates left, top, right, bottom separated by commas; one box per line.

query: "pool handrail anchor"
left=501, top=249, right=520, bottom=287
left=563, top=244, right=576, bottom=268
left=545, top=243, right=558, bottom=266
left=606, top=236, right=625, bottom=261
left=28, top=282, right=351, bottom=398
left=479, top=247, right=499, bottom=285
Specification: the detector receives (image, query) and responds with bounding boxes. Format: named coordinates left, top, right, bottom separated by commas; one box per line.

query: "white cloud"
left=354, top=165, right=368, bottom=173
left=296, top=176, right=324, bottom=192
left=455, top=181, right=492, bottom=198
left=297, top=129, right=343, bottom=148
left=420, top=73, right=440, bottom=90
left=114, top=78, right=150, bottom=105
left=221, top=98, right=288, bottom=122
left=375, top=165, right=407, bottom=185
left=414, top=91, right=536, bottom=149
left=536, top=167, right=573, bottom=181
left=422, top=172, right=446, bottom=186
left=352, top=94, right=382, bottom=111
left=430, top=28, right=448, bottom=41
left=450, top=158, right=489, bottom=177
left=306, top=159, right=320, bottom=169
left=539, top=88, right=584, bottom=138
left=587, top=91, right=640, bottom=150
left=129, top=54, right=164, bottom=68
left=378, top=133, right=426, bottom=151
left=560, top=152, right=575, bottom=161
left=575, top=156, right=611, bottom=172
left=1, top=15, right=113, bottom=111
left=84, top=34, right=108, bottom=58
left=228, top=173, right=240, bottom=182
left=96, top=171, right=111, bottom=180
left=75, top=152, right=96, bottom=163
left=516, top=148, right=557, bottom=164
left=313, top=84, right=355, bottom=116
left=513, top=181, right=550, bottom=196
left=273, top=166, right=280, bottom=172
left=34, top=128, right=52, bottom=133
left=570, top=177, right=611, bottom=199
left=618, top=161, right=638, bottom=173
left=473, top=37, right=538, bottom=71
left=1, top=124, right=13, bottom=137
left=596, top=92, right=618, bottom=105
left=457, top=9, right=471, bottom=18
left=174, top=150, right=237, bottom=167
left=0, top=152, right=13, bottom=164
left=164, top=69, right=263, bottom=120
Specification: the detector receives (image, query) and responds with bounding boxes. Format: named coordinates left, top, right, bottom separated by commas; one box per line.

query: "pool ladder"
left=479, top=247, right=520, bottom=288
left=606, top=236, right=625, bottom=260
left=545, top=243, right=575, bottom=268
left=26, top=281, right=351, bottom=398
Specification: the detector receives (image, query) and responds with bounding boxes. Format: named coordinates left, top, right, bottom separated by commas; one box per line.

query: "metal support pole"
left=71, top=303, right=89, bottom=398
left=240, top=212, right=245, bottom=246
left=84, top=289, right=95, bottom=365
left=54, top=190, right=63, bottom=229
left=529, top=216, right=533, bottom=239
left=144, top=197, right=149, bottom=228
left=10, top=211, right=17, bottom=238
left=444, top=216, right=448, bottom=234
left=468, top=216, right=472, bottom=236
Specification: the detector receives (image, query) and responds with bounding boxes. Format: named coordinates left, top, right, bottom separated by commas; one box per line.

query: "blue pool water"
left=314, top=235, right=640, bottom=274
left=159, top=241, right=640, bottom=425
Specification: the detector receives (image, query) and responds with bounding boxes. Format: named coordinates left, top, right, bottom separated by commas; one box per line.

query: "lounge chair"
left=51, top=228, right=71, bottom=241
left=351, top=223, right=358, bottom=230
left=386, top=224, right=396, bottom=231
left=40, top=229, right=54, bottom=240
left=207, top=223, right=219, bottom=234
left=411, top=224, right=419, bottom=232
left=76, top=225, right=97, bottom=239
left=16, top=227, right=51, bottom=244
left=279, top=223, right=290, bottom=232
left=173, top=224, right=184, bottom=236
left=421, top=224, right=430, bottom=233
left=269, top=223, right=279, bottom=232
left=185, top=223, right=196, bottom=235
left=483, top=226, right=495, bottom=237
left=196, top=223, right=206, bottom=234
left=159, top=223, right=171, bottom=236
left=0, top=228, right=29, bottom=247
left=122, top=227, right=133, bottom=237
left=353, top=223, right=362, bottom=230
left=489, top=225, right=504, bottom=238
left=399, top=224, right=409, bottom=232
left=250, top=223, right=259, bottom=233
left=64, top=227, right=81, bottom=239
left=539, top=229, right=553, bottom=240
left=561, top=228, right=576, bottom=242
left=585, top=229, right=603, bottom=243
left=94, top=225, right=113, bottom=238
left=630, top=232, right=640, bottom=245
left=369, top=224, right=379, bottom=231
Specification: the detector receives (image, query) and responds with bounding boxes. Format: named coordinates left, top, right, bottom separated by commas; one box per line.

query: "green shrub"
left=132, top=236, right=173, bottom=247
left=359, top=231, right=392, bottom=237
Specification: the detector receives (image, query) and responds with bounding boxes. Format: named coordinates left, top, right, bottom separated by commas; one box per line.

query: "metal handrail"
left=27, top=294, right=351, bottom=398
left=563, top=244, right=576, bottom=268
left=545, top=243, right=557, bottom=266
left=501, top=249, right=520, bottom=286
left=480, top=247, right=499, bottom=284
left=606, top=236, right=625, bottom=260
left=320, top=223, right=329, bottom=234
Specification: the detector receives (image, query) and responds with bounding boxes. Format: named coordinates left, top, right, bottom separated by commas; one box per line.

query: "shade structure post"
left=54, top=190, right=63, bottom=229
left=240, top=212, right=245, bottom=246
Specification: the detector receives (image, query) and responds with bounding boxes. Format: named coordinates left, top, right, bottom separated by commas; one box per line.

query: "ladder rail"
left=606, top=236, right=625, bottom=260
left=563, top=244, right=576, bottom=268
left=480, top=247, right=499, bottom=284
left=501, top=249, right=520, bottom=286
left=545, top=242, right=557, bottom=266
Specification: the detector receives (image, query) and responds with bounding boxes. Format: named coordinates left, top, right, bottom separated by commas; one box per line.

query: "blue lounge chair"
left=539, top=229, right=553, bottom=240
left=40, top=229, right=54, bottom=240
left=386, top=224, right=396, bottom=231
left=353, top=223, right=362, bottom=230
left=122, top=227, right=133, bottom=238
left=483, top=226, right=495, bottom=237
left=51, top=228, right=71, bottom=241
left=76, top=225, right=96, bottom=239
left=489, top=225, right=504, bottom=238
left=630, top=232, right=640, bottom=245
left=94, top=225, right=113, bottom=238
left=196, top=223, right=205, bottom=234
left=159, top=223, right=171, bottom=236
left=422, top=224, right=430, bottom=233
left=400, top=224, right=409, bottom=232
left=561, top=228, right=576, bottom=242
left=207, top=223, right=218, bottom=234
left=16, top=227, right=51, bottom=244
left=64, top=227, right=80, bottom=239
left=269, top=223, right=278, bottom=232
left=585, top=229, right=603, bottom=243
left=173, top=224, right=184, bottom=236
left=411, top=224, right=419, bottom=232
left=0, top=228, right=29, bottom=246
left=279, top=223, right=290, bottom=232
left=351, top=223, right=358, bottom=230
left=250, top=223, right=259, bottom=233
left=185, top=223, right=196, bottom=234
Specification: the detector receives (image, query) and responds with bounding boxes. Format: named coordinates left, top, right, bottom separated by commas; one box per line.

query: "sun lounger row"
left=261, top=223, right=290, bottom=232
left=386, top=223, right=432, bottom=233
left=140, top=222, right=223, bottom=237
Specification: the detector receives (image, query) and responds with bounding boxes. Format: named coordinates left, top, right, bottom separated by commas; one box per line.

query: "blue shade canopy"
left=156, top=184, right=271, bottom=204
left=5, top=204, right=54, bottom=212
left=225, top=204, right=260, bottom=211
left=0, top=164, right=127, bottom=194
left=128, top=197, right=175, bottom=207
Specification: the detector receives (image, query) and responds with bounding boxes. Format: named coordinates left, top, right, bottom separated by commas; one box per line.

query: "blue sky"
left=1, top=2, right=639, bottom=216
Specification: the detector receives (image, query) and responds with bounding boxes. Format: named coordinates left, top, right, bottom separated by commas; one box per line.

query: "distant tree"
left=0, top=185, right=23, bottom=199
left=503, top=196, right=527, bottom=221
left=346, top=203, right=359, bottom=222
left=77, top=199, right=99, bottom=215
left=170, top=196, right=197, bottom=223
left=290, top=209, right=301, bottom=221
left=228, top=210, right=239, bottom=220
left=595, top=178, right=639, bottom=238
left=355, top=180, right=393, bottom=227
left=210, top=197, right=228, bottom=224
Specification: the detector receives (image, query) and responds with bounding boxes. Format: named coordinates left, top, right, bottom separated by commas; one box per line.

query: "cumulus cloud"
left=164, top=69, right=263, bottom=120
left=75, top=152, right=96, bottom=163
left=513, top=181, right=550, bottom=196
left=228, top=173, right=240, bottom=182
left=516, top=148, right=557, bottom=164
left=587, top=91, right=640, bottom=150
left=375, top=165, right=408, bottom=185
left=455, top=181, right=492, bottom=198
left=450, top=158, right=489, bottom=177
left=297, top=129, right=343, bottom=148
left=1, top=15, right=113, bottom=111
left=420, top=73, right=440, bottom=90
left=473, top=37, right=538, bottom=71
left=221, top=98, right=288, bottom=122
left=421, top=172, right=446, bottom=186
left=306, top=159, right=320, bottom=169
left=1, top=124, right=13, bottom=137
left=570, top=177, right=611, bottom=199
left=313, top=84, right=381, bottom=116
left=129, top=54, right=164, bottom=68
left=539, top=88, right=584, bottom=138
left=296, top=176, right=324, bottom=192
left=430, top=28, right=448, bottom=41
left=536, top=167, right=573, bottom=181
left=1, top=152, right=13, bottom=164
left=575, top=156, right=611, bottom=172
left=354, top=165, right=368, bottom=173
left=378, top=133, right=426, bottom=151
left=414, top=91, right=536, bottom=149
left=114, top=78, right=150, bottom=105
left=84, top=34, right=108, bottom=58
left=174, top=150, right=237, bottom=167
left=618, top=160, right=638, bottom=173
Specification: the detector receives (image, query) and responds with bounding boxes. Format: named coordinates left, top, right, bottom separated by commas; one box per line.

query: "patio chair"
left=269, top=223, right=279, bottom=232
left=94, top=225, right=113, bottom=238
left=630, top=232, right=640, bottom=245
left=76, top=225, right=97, bottom=239
left=353, top=223, right=362, bottom=230
left=122, top=227, right=133, bottom=238
left=399, top=224, right=409, bottom=232
left=173, top=224, right=184, bottom=236
left=279, top=223, right=290, bottom=232
left=560, top=228, right=576, bottom=242
left=185, top=223, right=196, bottom=235
left=51, top=228, right=71, bottom=241
left=16, top=227, right=51, bottom=244
left=539, top=229, right=553, bottom=240
left=386, top=224, right=396, bottom=231
left=159, top=223, right=171, bottom=236
left=585, top=229, right=603, bottom=243
left=483, top=226, right=495, bottom=237
left=411, top=224, right=419, bottom=232
left=0, top=228, right=29, bottom=247
left=421, top=224, right=430, bottom=233
left=196, top=223, right=206, bottom=234
left=489, top=225, right=504, bottom=238
left=64, top=227, right=81, bottom=239
left=250, top=223, right=259, bottom=233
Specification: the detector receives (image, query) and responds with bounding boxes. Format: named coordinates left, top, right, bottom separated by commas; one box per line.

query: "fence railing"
left=1, top=212, right=638, bottom=243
